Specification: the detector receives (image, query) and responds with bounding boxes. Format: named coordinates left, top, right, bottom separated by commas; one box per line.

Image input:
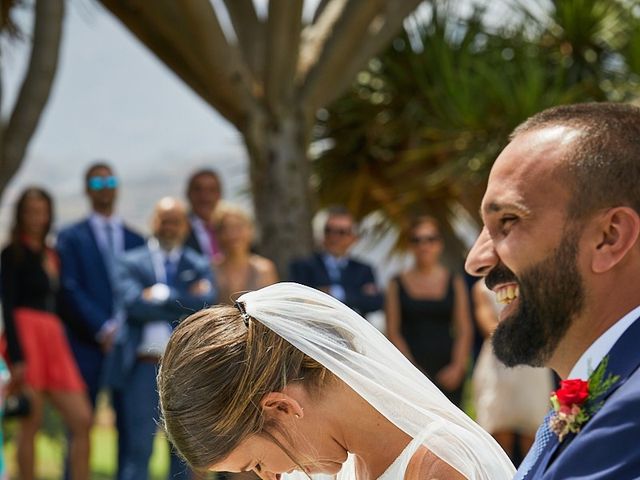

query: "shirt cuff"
left=148, top=283, right=171, bottom=303
left=96, top=318, right=119, bottom=342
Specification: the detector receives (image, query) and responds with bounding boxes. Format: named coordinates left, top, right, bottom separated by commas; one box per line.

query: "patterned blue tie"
left=515, top=410, right=554, bottom=480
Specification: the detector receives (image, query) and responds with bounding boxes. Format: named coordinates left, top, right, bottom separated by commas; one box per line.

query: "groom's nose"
left=465, top=227, right=499, bottom=277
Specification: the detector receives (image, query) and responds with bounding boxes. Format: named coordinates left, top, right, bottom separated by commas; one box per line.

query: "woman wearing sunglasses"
left=385, top=215, right=473, bottom=407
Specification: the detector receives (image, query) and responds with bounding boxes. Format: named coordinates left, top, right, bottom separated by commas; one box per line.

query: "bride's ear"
left=260, top=392, right=304, bottom=420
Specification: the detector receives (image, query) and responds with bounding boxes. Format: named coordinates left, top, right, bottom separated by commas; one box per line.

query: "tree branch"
left=99, top=0, right=248, bottom=128
left=299, top=0, right=421, bottom=110
left=264, top=0, right=304, bottom=111
left=222, top=0, right=265, bottom=84
left=312, top=0, right=333, bottom=24
left=325, top=0, right=422, bottom=106
left=298, top=0, right=385, bottom=109
left=181, top=0, right=255, bottom=113
left=1, top=0, right=64, bottom=194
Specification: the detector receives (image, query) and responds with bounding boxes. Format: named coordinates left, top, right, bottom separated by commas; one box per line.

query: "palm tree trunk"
left=243, top=106, right=315, bottom=277
left=0, top=0, right=64, bottom=197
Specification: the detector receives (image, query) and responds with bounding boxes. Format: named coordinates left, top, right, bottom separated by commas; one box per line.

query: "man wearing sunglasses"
left=57, top=162, right=145, bottom=406
left=289, top=206, right=383, bottom=316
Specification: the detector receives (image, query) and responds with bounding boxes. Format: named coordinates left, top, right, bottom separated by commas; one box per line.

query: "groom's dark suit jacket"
left=526, top=315, right=640, bottom=479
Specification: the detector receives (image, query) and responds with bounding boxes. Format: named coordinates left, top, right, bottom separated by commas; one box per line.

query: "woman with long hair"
left=385, top=216, right=473, bottom=407
left=1, top=187, right=92, bottom=480
left=212, top=203, right=278, bottom=304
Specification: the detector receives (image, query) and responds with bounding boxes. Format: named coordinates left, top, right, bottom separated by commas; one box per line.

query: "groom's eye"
left=499, top=215, right=518, bottom=232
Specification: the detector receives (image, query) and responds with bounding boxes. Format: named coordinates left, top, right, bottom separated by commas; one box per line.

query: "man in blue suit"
left=57, top=162, right=145, bottom=405
left=465, top=102, right=640, bottom=478
left=184, top=168, right=223, bottom=260
left=289, top=206, right=383, bottom=316
left=112, top=197, right=215, bottom=480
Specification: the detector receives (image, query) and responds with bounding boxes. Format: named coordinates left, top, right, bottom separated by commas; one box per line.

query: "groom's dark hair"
left=511, top=102, right=640, bottom=221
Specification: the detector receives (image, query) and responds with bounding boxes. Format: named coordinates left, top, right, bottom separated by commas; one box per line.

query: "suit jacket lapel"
left=540, top=315, right=640, bottom=475
left=314, top=253, right=332, bottom=285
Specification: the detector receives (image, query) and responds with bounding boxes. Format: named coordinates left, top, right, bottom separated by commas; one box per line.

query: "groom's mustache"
left=484, top=263, right=518, bottom=291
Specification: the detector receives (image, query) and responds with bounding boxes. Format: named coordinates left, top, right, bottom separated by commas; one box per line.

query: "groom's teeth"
left=496, top=285, right=519, bottom=304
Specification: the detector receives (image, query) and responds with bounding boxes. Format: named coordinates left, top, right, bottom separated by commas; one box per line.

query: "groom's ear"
left=590, top=207, right=640, bottom=273
left=260, top=392, right=304, bottom=420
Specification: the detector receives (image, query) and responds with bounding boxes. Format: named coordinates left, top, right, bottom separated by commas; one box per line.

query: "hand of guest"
left=142, top=287, right=154, bottom=301
left=97, top=322, right=119, bottom=353
left=101, top=329, right=118, bottom=353
left=8, top=362, right=26, bottom=394
left=189, top=279, right=211, bottom=295
left=361, top=283, right=379, bottom=295
left=435, top=363, right=466, bottom=391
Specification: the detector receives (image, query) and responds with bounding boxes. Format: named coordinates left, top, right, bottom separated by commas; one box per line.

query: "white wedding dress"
left=239, top=283, right=515, bottom=480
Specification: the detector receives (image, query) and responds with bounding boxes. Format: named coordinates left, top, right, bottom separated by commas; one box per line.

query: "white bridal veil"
left=238, top=283, right=515, bottom=480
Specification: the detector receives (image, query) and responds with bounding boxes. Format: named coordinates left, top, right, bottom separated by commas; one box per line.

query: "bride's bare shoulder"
left=405, top=447, right=466, bottom=480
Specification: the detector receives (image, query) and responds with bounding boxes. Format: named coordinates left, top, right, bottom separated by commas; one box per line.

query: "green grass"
left=3, top=423, right=169, bottom=480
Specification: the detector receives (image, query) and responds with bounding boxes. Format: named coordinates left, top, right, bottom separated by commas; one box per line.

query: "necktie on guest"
left=104, top=222, right=115, bottom=257
left=206, top=225, right=219, bottom=258
left=164, top=257, right=177, bottom=287
left=514, top=410, right=554, bottom=480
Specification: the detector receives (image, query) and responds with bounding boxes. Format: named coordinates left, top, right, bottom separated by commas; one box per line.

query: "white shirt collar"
left=568, top=304, right=640, bottom=380
left=90, top=212, right=122, bottom=225
left=148, top=237, right=182, bottom=263
left=323, top=253, right=348, bottom=266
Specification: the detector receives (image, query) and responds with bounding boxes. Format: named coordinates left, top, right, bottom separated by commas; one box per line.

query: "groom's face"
left=484, top=229, right=585, bottom=366
left=466, top=125, right=587, bottom=367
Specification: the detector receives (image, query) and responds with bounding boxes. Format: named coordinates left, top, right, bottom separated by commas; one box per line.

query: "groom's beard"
left=488, top=229, right=585, bottom=368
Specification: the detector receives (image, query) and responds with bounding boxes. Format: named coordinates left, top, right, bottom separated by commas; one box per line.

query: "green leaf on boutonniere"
left=586, top=356, right=620, bottom=416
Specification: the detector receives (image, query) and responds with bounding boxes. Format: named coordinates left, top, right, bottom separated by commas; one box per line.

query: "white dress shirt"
left=322, top=253, right=348, bottom=302
left=88, top=213, right=124, bottom=257
left=568, top=304, right=640, bottom=380
left=137, top=239, right=183, bottom=356
left=190, top=215, right=215, bottom=258
left=89, top=213, right=125, bottom=340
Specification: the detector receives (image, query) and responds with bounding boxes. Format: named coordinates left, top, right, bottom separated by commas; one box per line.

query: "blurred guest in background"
left=289, top=206, right=383, bottom=316
left=213, top=203, right=277, bottom=304
left=0, top=356, right=9, bottom=480
left=112, top=197, right=215, bottom=480
left=385, top=215, right=472, bottom=406
left=57, top=162, right=145, bottom=405
left=184, top=169, right=222, bottom=261
left=1, top=187, right=92, bottom=480
left=472, top=280, right=552, bottom=464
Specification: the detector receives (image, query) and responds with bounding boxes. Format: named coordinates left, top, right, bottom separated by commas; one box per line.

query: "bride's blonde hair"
left=158, top=305, right=330, bottom=472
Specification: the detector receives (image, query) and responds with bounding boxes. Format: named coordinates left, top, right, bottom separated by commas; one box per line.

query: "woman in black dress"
left=385, top=216, right=473, bottom=406
left=1, top=187, right=92, bottom=480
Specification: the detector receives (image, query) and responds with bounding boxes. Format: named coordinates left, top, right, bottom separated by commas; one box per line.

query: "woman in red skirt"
left=1, top=187, right=91, bottom=480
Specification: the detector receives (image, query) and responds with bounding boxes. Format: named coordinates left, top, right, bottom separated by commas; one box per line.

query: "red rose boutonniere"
left=549, top=356, right=619, bottom=442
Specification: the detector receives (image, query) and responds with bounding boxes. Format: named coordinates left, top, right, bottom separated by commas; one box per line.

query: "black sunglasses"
left=324, top=226, right=354, bottom=237
left=410, top=234, right=442, bottom=245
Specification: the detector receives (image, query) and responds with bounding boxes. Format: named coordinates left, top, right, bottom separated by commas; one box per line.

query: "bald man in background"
left=109, top=197, right=216, bottom=480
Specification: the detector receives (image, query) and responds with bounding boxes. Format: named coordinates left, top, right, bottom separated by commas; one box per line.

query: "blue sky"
left=1, top=1, right=249, bottom=237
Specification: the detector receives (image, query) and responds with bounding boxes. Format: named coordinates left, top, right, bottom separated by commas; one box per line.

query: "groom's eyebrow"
left=481, top=200, right=530, bottom=217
